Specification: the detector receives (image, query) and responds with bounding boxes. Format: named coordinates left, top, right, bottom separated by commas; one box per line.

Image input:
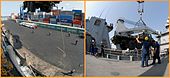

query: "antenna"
left=104, top=5, right=112, bottom=19
left=99, top=8, right=105, bottom=18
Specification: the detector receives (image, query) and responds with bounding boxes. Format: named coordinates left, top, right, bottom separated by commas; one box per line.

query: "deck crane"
left=135, top=0, right=146, bottom=27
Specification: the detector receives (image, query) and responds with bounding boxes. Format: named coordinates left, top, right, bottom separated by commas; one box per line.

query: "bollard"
left=117, top=55, right=120, bottom=60
left=130, top=56, right=133, bottom=61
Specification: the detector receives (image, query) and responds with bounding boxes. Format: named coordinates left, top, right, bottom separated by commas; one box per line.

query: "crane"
left=115, top=1, right=160, bottom=36
left=112, top=1, right=160, bottom=50
left=135, top=0, right=146, bottom=27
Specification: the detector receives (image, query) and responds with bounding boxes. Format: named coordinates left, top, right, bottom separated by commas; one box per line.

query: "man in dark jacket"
left=101, top=41, right=104, bottom=57
left=136, top=36, right=151, bottom=67
left=152, top=41, right=161, bottom=64
left=90, top=40, right=95, bottom=55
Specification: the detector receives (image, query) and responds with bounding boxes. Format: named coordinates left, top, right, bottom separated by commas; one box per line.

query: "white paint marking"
left=57, top=47, right=66, bottom=58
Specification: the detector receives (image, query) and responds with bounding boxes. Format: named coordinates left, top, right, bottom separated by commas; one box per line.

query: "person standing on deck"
left=136, top=36, right=151, bottom=67
left=101, top=41, right=105, bottom=57
left=151, top=41, right=161, bottom=64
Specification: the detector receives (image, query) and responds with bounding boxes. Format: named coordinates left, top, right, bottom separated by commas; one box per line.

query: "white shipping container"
left=50, top=18, right=57, bottom=24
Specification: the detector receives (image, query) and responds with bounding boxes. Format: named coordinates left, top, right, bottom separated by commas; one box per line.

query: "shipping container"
left=60, top=11, right=73, bottom=16
left=72, top=10, right=82, bottom=14
left=74, top=13, right=82, bottom=16
left=31, top=14, right=39, bottom=21
left=50, top=15, right=57, bottom=18
left=60, top=19, right=72, bottom=23
left=39, top=18, right=44, bottom=22
left=51, top=10, right=61, bottom=16
left=73, top=19, right=81, bottom=25
left=43, top=18, right=50, bottom=23
left=58, top=14, right=73, bottom=20
left=74, top=16, right=82, bottom=20
left=57, top=14, right=73, bottom=23
left=38, top=14, right=43, bottom=19
left=43, top=20, right=49, bottom=23
left=45, top=14, right=51, bottom=18
left=50, top=18, right=57, bottom=24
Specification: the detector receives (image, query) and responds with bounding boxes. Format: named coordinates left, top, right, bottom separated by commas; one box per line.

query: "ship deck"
left=2, top=20, right=84, bottom=75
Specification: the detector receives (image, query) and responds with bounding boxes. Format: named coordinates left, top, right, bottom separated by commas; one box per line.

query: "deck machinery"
left=111, top=1, right=160, bottom=50
left=111, top=18, right=160, bottom=50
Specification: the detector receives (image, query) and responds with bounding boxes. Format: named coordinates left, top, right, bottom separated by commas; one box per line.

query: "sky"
left=1, top=1, right=84, bottom=16
left=86, top=1, right=168, bottom=40
left=1, top=1, right=23, bottom=16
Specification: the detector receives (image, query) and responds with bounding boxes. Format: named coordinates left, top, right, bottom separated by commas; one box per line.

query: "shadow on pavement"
left=139, top=56, right=169, bottom=76
left=12, top=35, right=23, bottom=49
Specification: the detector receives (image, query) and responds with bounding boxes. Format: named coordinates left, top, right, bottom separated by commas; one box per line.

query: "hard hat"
left=145, top=36, right=148, bottom=41
left=92, top=40, right=94, bottom=42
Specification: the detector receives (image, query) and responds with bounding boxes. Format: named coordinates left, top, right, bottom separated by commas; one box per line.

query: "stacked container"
left=50, top=16, right=57, bottom=24
left=57, top=14, right=73, bottom=26
left=72, top=10, right=82, bottom=28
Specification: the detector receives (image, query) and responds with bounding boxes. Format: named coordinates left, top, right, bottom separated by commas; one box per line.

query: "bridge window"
left=94, top=19, right=101, bottom=25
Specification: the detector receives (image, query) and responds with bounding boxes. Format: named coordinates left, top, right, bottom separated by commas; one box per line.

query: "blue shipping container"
left=72, top=10, right=82, bottom=14
left=50, top=15, right=56, bottom=18
left=55, top=15, right=73, bottom=23
left=58, top=14, right=73, bottom=20
left=60, top=19, right=72, bottom=23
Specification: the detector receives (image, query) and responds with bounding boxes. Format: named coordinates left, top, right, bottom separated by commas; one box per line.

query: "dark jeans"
left=141, top=53, right=149, bottom=67
left=90, top=47, right=95, bottom=55
left=101, top=48, right=104, bottom=57
left=152, top=53, right=161, bottom=64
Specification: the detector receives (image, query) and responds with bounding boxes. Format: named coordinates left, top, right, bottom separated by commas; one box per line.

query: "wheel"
left=129, top=40, right=135, bottom=50
left=120, top=40, right=128, bottom=50
left=136, top=43, right=142, bottom=49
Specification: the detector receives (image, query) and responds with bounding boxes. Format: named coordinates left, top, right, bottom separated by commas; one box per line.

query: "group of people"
left=89, top=40, right=105, bottom=57
left=136, top=36, right=161, bottom=67
left=89, top=35, right=161, bottom=68
left=89, top=40, right=97, bottom=56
